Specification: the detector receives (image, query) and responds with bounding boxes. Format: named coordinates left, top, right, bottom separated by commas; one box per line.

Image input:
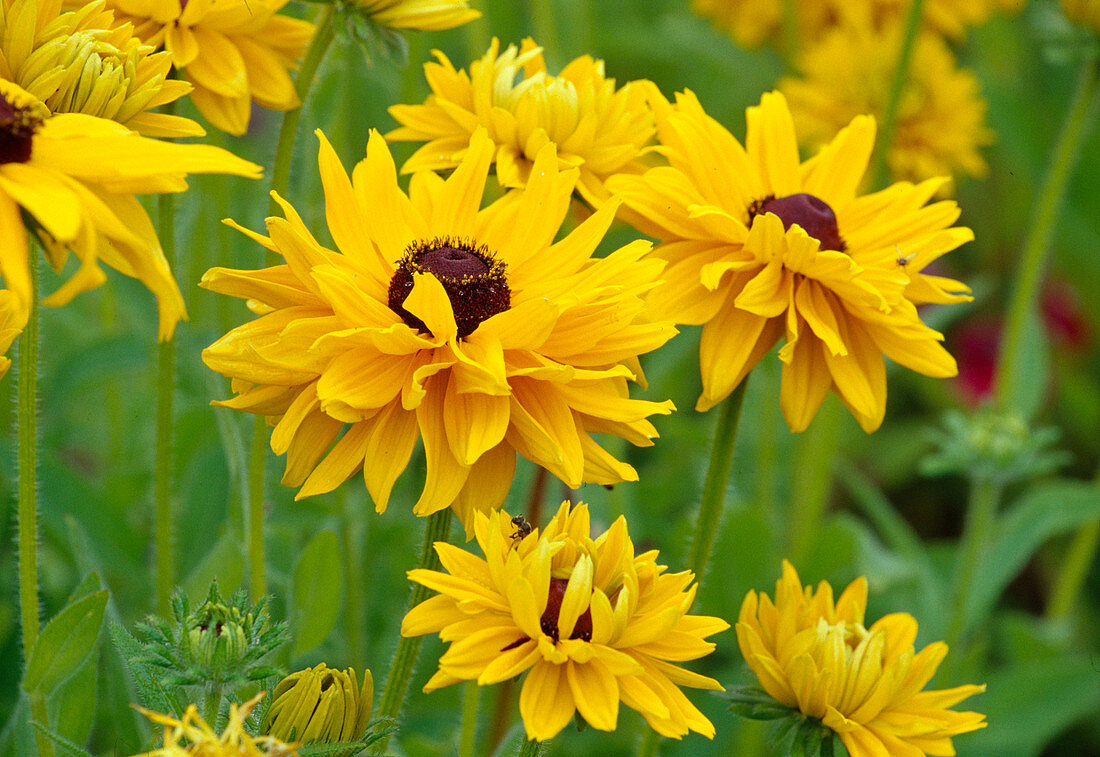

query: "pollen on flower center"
left=388, top=237, right=510, bottom=339
left=540, top=577, right=593, bottom=642
left=0, top=88, right=43, bottom=165
left=749, top=192, right=847, bottom=252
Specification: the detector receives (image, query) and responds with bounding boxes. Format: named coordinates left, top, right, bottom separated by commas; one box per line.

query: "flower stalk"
left=945, top=474, right=1004, bottom=654
left=518, top=738, right=546, bottom=756
left=869, top=0, right=926, bottom=189
left=155, top=185, right=177, bottom=616
left=459, top=680, right=480, bottom=757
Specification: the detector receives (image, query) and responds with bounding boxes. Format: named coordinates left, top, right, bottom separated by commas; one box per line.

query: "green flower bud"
left=186, top=600, right=249, bottom=670
left=263, top=663, right=373, bottom=748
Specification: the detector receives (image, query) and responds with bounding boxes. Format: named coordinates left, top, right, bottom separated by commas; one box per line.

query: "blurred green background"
left=2, top=0, right=1099, bottom=755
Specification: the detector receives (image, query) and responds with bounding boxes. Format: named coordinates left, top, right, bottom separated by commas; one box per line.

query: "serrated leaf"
left=109, top=623, right=177, bottom=714
left=23, top=591, right=108, bottom=696
left=290, top=530, right=344, bottom=658
left=30, top=721, right=95, bottom=757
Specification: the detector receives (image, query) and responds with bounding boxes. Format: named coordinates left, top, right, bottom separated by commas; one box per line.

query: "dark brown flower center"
left=749, top=192, right=846, bottom=252
left=387, top=237, right=510, bottom=339
left=540, top=577, right=593, bottom=643
left=0, top=91, right=41, bottom=165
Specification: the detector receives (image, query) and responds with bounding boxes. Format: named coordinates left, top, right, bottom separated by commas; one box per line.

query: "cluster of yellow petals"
left=737, top=561, right=987, bottom=757
left=388, top=37, right=656, bottom=206
left=402, top=502, right=729, bottom=741
left=102, top=0, right=314, bottom=135
left=352, top=0, right=480, bottom=31
left=132, top=693, right=299, bottom=757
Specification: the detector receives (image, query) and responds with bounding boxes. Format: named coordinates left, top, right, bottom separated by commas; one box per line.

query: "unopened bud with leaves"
left=262, top=663, right=373, bottom=750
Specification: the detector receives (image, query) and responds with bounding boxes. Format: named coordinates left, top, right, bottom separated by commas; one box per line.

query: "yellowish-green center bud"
left=262, top=663, right=373, bottom=749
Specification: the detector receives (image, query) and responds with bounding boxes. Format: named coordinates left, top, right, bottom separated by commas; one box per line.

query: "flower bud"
left=263, top=663, right=373, bottom=748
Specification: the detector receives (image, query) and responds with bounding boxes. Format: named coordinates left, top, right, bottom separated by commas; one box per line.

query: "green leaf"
left=180, top=531, right=245, bottom=601
left=109, top=623, right=180, bottom=715
left=30, top=721, right=95, bottom=757
left=1001, top=308, right=1049, bottom=421
left=23, top=591, right=108, bottom=696
left=960, top=657, right=1100, bottom=756
left=67, top=573, right=102, bottom=604
left=290, top=529, right=344, bottom=658
left=47, top=655, right=96, bottom=746
left=966, top=480, right=1100, bottom=633
left=723, top=686, right=794, bottom=721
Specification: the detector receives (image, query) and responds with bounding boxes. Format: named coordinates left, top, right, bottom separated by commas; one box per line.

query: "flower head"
left=2, top=0, right=200, bottom=136
left=781, top=19, right=993, bottom=184
left=263, top=663, right=373, bottom=746
left=202, top=128, right=675, bottom=530
left=1062, top=0, right=1100, bottom=32
left=103, top=0, right=314, bottom=135
left=0, top=79, right=260, bottom=367
left=353, top=0, right=480, bottom=30
left=736, top=560, right=987, bottom=757
left=607, top=90, right=972, bottom=432
left=132, top=693, right=299, bottom=757
left=388, top=38, right=656, bottom=206
left=402, top=502, right=729, bottom=741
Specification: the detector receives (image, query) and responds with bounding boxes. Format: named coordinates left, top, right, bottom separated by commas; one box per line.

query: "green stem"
left=18, top=252, right=51, bottom=757
left=373, top=509, right=454, bottom=752
left=995, top=56, right=1100, bottom=411
left=945, top=475, right=1003, bottom=652
left=787, top=400, right=842, bottom=564
left=459, top=680, right=480, bottom=757
left=529, top=0, right=560, bottom=60
left=637, top=729, right=660, bottom=757
left=868, top=0, right=925, bottom=190
left=1046, top=519, right=1100, bottom=620
left=688, top=380, right=749, bottom=584
left=268, top=3, right=337, bottom=215
left=518, top=737, right=547, bottom=757
left=248, top=416, right=266, bottom=598
left=154, top=189, right=177, bottom=617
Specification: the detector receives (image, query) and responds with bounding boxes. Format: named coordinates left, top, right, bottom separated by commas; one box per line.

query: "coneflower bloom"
left=607, top=90, right=972, bottom=432
left=132, top=693, right=299, bottom=757
left=102, top=0, right=314, bottom=135
left=737, top=561, right=987, bottom=757
left=352, top=0, right=480, bottom=30
left=388, top=38, right=656, bottom=206
left=781, top=19, right=993, bottom=184
left=0, top=79, right=260, bottom=363
left=2, top=0, right=200, bottom=136
left=403, top=502, right=729, bottom=740
left=202, top=128, right=675, bottom=530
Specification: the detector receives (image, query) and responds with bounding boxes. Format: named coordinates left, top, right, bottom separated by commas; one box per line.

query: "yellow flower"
left=387, top=38, right=656, bottom=206
left=132, top=693, right=299, bottom=756
left=0, top=79, right=260, bottom=356
left=0, top=287, right=23, bottom=377
left=780, top=19, right=993, bottom=184
left=201, top=128, right=675, bottom=530
left=1, top=0, right=200, bottom=137
left=402, top=502, right=729, bottom=741
left=262, top=663, right=373, bottom=746
left=736, top=561, right=987, bottom=757
left=102, top=0, right=314, bottom=135
left=1062, top=0, right=1100, bottom=32
left=353, top=0, right=479, bottom=30
left=606, top=90, right=972, bottom=432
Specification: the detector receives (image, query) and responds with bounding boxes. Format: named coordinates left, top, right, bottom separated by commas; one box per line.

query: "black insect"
left=510, top=515, right=533, bottom=548
left=896, top=245, right=917, bottom=267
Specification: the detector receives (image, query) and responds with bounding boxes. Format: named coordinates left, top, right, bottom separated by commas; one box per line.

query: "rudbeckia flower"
left=201, top=128, right=675, bottom=530
left=352, top=0, right=480, bottom=30
left=1062, top=0, right=1100, bottom=32
left=0, top=79, right=260, bottom=365
left=132, top=693, right=299, bottom=757
left=737, top=560, right=987, bottom=757
left=781, top=20, right=993, bottom=184
left=0, top=287, right=23, bottom=376
left=606, top=90, right=972, bottom=432
left=402, top=502, right=729, bottom=741
left=1, top=0, right=200, bottom=136
left=102, top=0, right=314, bottom=135
left=387, top=38, right=656, bottom=206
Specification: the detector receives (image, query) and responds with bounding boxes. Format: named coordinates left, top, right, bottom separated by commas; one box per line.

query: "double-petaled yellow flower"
left=101, top=0, right=314, bottom=135
left=388, top=37, right=656, bottom=206
left=737, top=561, right=987, bottom=757
left=402, top=502, right=729, bottom=741
left=607, top=90, right=972, bottom=432
left=202, top=128, right=675, bottom=530
left=132, top=693, right=299, bottom=757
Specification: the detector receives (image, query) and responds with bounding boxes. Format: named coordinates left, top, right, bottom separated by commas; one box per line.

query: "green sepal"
left=23, top=591, right=108, bottom=696
left=295, top=718, right=397, bottom=757
left=721, top=685, right=796, bottom=721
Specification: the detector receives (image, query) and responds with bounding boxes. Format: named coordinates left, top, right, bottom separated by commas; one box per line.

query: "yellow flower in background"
left=262, top=663, right=373, bottom=745
left=0, top=79, right=260, bottom=353
left=0, top=287, right=23, bottom=377
left=737, top=561, right=987, bottom=757
left=102, top=0, right=314, bottom=135
left=1, top=0, right=200, bottom=137
left=133, top=693, right=299, bottom=756
left=1062, top=0, right=1100, bottom=32
left=354, top=0, right=480, bottom=30
left=388, top=38, right=656, bottom=206
left=402, top=502, right=729, bottom=741
left=781, top=21, right=993, bottom=184
left=607, top=90, right=972, bottom=432
left=202, top=128, right=675, bottom=530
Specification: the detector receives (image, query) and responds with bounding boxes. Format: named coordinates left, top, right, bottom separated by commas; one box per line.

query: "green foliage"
left=23, top=591, right=107, bottom=698
left=291, top=530, right=345, bottom=659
